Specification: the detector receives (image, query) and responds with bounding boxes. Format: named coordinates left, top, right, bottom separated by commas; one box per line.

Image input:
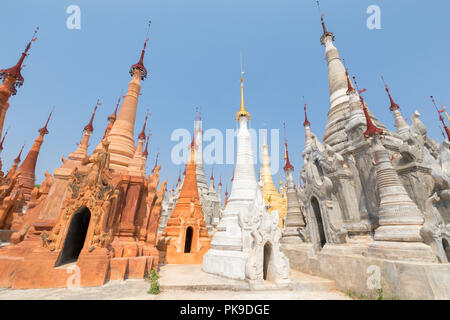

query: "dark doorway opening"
left=184, top=226, right=193, bottom=253
left=55, top=206, right=91, bottom=267
left=263, top=242, right=272, bottom=280
left=443, top=239, right=450, bottom=262
left=311, top=197, right=326, bottom=248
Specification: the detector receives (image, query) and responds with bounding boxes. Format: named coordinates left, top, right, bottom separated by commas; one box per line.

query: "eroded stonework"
left=282, top=15, right=450, bottom=300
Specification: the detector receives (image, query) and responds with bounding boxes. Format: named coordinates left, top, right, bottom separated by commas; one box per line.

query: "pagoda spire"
left=431, top=96, right=450, bottom=141
left=0, top=27, right=39, bottom=140
left=303, top=97, right=313, bottom=147
left=318, top=11, right=333, bottom=42
left=353, top=76, right=383, bottom=138
left=138, top=111, right=150, bottom=140
left=217, top=174, right=223, bottom=204
left=14, top=143, right=25, bottom=164
left=0, top=27, right=39, bottom=96
left=17, top=110, right=52, bottom=200
left=381, top=77, right=409, bottom=137
left=5, top=143, right=25, bottom=181
left=224, top=184, right=229, bottom=208
left=143, top=129, right=150, bottom=157
left=152, top=151, right=159, bottom=172
left=100, top=92, right=123, bottom=141
left=282, top=122, right=306, bottom=241
left=261, top=128, right=286, bottom=228
left=128, top=113, right=150, bottom=176
left=303, top=97, right=310, bottom=127
left=381, top=76, right=399, bottom=111
left=318, top=4, right=350, bottom=153
left=283, top=123, right=294, bottom=171
left=440, top=126, right=446, bottom=140
left=344, top=63, right=356, bottom=95
left=69, top=100, right=100, bottom=161
left=107, top=21, right=152, bottom=171
left=129, top=21, right=151, bottom=80
left=84, top=99, right=101, bottom=133
left=0, top=127, right=8, bottom=154
left=235, top=55, right=251, bottom=121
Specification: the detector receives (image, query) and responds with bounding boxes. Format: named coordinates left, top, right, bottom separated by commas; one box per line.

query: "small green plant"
left=145, top=267, right=160, bottom=295
left=375, top=287, right=383, bottom=300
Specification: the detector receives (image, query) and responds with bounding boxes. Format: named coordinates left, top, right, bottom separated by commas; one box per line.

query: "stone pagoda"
left=159, top=114, right=222, bottom=233
left=0, top=23, right=168, bottom=289
left=158, top=139, right=211, bottom=264
left=0, top=27, right=39, bottom=139
left=280, top=11, right=450, bottom=299
left=260, top=136, right=287, bottom=229
left=203, top=72, right=290, bottom=284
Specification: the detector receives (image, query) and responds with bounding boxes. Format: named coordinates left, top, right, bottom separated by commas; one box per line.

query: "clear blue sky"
left=1, top=0, right=450, bottom=198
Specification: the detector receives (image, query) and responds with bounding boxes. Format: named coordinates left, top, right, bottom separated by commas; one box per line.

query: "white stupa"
left=202, top=72, right=290, bottom=283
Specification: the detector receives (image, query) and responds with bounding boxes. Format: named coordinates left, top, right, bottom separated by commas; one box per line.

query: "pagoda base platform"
left=202, top=248, right=246, bottom=280
left=281, top=243, right=450, bottom=299
left=0, top=245, right=158, bottom=289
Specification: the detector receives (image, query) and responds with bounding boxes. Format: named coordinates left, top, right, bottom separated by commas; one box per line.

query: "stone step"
left=290, top=269, right=337, bottom=292
left=158, top=264, right=337, bottom=293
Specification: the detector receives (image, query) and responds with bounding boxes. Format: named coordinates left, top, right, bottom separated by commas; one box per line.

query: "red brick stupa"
left=158, top=138, right=211, bottom=264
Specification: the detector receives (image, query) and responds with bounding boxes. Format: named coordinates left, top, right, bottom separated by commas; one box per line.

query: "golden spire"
left=235, top=54, right=251, bottom=121
left=235, top=72, right=251, bottom=121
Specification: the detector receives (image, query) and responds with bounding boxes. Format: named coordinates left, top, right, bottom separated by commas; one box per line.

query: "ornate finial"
left=0, top=127, right=9, bottom=152
left=317, top=1, right=334, bottom=44
left=194, top=106, right=203, bottom=138
left=316, top=1, right=327, bottom=34
left=210, top=167, right=214, bottom=181
left=138, top=110, right=151, bottom=140
left=0, top=26, right=39, bottom=95
left=38, top=108, right=54, bottom=136
left=431, top=96, right=450, bottom=140
left=381, top=76, right=400, bottom=111
left=343, top=60, right=356, bottom=95
left=109, top=91, right=124, bottom=120
left=14, top=143, right=25, bottom=163
left=84, top=99, right=101, bottom=132
left=440, top=126, right=446, bottom=139
left=303, top=96, right=310, bottom=127
left=218, top=175, right=222, bottom=186
left=177, top=168, right=181, bottom=183
left=439, top=105, right=450, bottom=126
left=129, top=21, right=151, bottom=80
left=235, top=53, right=251, bottom=121
left=283, top=122, right=294, bottom=171
left=195, top=105, right=202, bottom=121
left=353, top=76, right=383, bottom=138
left=143, top=128, right=151, bottom=157
left=152, top=151, right=159, bottom=171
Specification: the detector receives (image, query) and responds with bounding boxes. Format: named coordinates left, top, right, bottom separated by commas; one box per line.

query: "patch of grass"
left=145, top=268, right=160, bottom=295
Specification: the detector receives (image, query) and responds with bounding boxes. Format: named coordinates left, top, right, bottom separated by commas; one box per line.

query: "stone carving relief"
left=239, top=181, right=290, bottom=282
left=41, top=140, right=116, bottom=253
left=420, top=193, right=450, bottom=263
